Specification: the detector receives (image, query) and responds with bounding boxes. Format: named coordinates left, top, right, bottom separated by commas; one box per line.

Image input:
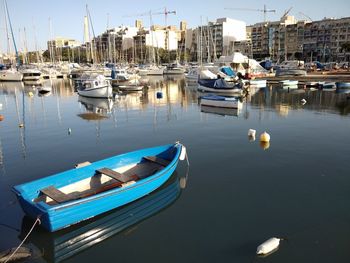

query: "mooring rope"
left=4, top=216, right=41, bottom=263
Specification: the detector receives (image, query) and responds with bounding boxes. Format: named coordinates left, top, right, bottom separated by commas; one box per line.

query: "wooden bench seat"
left=39, top=186, right=72, bottom=203
left=96, top=168, right=138, bottom=183
left=143, top=156, right=170, bottom=167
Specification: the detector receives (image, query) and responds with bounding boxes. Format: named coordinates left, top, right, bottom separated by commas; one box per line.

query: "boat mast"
left=4, top=0, right=20, bottom=68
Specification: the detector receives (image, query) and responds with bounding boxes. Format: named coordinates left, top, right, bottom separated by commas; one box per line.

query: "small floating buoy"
left=248, top=129, right=256, bottom=137
left=32, top=85, right=35, bottom=88
left=256, top=237, right=281, bottom=255
left=0, top=103, right=2, bottom=110
left=156, top=91, right=163, bottom=99
left=19, top=123, right=24, bottom=128
left=0, top=115, right=4, bottom=121
left=68, top=128, right=72, bottom=135
left=301, top=98, right=307, bottom=105
left=28, top=91, right=34, bottom=97
left=260, top=131, right=270, bottom=142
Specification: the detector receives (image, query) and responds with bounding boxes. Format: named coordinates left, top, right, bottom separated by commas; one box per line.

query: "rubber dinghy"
left=13, top=143, right=187, bottom=232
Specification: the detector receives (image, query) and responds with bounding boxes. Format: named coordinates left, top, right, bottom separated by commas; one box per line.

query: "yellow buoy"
left=28, top=92, right=34, bottom=97
left=260, top=131, right=270, bottom=142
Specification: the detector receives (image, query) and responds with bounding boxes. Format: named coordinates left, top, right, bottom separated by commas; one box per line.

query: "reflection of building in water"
left=250, top=88, right=350, bottom=116
left=276, top=104, right=290, bottom=117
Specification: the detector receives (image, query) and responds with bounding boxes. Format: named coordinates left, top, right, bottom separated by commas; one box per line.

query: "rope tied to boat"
left=3, top=216, right=41, bottom=263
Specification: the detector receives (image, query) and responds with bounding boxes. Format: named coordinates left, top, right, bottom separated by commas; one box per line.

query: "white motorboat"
left=0, top=68, right=23, bottom=81
left=279, top=80, right=299, bottom=86
left=164, top=63, right=185, bottom=75
left=21, top=68, right=42, bottom=81
left=77, top=74, right=113, bottom=98
left=249, top=79, right=267, bottom=87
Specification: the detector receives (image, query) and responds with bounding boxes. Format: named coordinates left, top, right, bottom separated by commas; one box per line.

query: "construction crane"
left=224, top=5, right=276, bottom=22
left=299, top=12, right=312, bottom=22
left=124, top=8, right=176, bottom=27
left=280, top=7, right=293, bottom=21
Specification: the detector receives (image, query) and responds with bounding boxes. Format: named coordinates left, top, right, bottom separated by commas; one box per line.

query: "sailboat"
left=0, top=0, right=23, bottom=81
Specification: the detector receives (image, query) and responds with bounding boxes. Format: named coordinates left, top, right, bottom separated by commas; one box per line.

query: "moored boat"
left=336, top=82, right=350, bottom=89
left=76, top=74, right=113, bottom=98
left=249, top=79, right=267, bottom=87
left=20, top=172, right=185, bottom=263
left=0, top=68, right=23, bottom=81
left=322, top=82, right=336, bottom=91
left=198, top=78, right=243, bottom=94
left=13, top=143, right=186, bottom=232
left=200, top=95, right=242, bottom=109
left=279, top=80, right=299, bottom=86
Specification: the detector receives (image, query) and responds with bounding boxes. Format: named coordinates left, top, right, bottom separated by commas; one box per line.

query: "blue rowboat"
left=13, top=143, right=186, bottom=232
left=336, top=82, right=350, bottom=89
left=20, top=172, right=186, bottom=262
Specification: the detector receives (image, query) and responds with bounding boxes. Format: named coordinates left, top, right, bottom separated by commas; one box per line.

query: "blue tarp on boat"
left=220, top=66, right=235, bottom=77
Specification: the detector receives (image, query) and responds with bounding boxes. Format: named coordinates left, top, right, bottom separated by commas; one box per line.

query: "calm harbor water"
left=0, top=77, right=349, bottom=263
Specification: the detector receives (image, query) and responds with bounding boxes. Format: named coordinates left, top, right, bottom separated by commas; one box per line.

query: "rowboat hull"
left=13, top=143, right=184, bottom=232
left=21, top=172, right=183, bottom=262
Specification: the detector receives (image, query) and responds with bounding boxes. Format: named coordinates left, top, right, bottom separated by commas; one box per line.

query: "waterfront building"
left=185, top=17, right=246, bottom=63
left=235, top=15, right=350, bottom=62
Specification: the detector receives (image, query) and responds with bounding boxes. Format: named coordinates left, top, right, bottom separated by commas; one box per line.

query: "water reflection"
left=78, top=96, right=114, bottom=120
left=20, top=171, right=188, bottom=263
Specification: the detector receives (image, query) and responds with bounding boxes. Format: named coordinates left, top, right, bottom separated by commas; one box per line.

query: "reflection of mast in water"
left=55, top=80, right=62, bottom=124
left=14, top=86, right=27, bottom=159
left=0, top=135, right=5, bottom=173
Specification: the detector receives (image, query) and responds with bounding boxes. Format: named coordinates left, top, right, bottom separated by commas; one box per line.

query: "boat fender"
left=256, top=237, right=281, bottom=255
left=260, top=131, right=270, bottom=142
left=180, top=145, right=187, bottom=161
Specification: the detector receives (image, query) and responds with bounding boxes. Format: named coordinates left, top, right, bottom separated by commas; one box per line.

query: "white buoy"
left=260, top=131, right=270, bottom=142
left=248, top=129, right=256, bottom=137
left=301, top=99, right=307, bottom=105
left=0, top=103, right=2, bottom=110
left=68, top=128, right=72, bottom=135
left=256, top=237, right=281, bottom=255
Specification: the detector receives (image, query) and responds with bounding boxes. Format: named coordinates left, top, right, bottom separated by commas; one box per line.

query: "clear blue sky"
left=1, top=0, right=349, bottom=51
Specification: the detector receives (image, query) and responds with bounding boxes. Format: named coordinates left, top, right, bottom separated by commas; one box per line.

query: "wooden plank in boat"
left=96, top=168, right=137, bottom=183
left=40, top=186, right=71, bottom=203
left=143, top=156, right=170, bottom=167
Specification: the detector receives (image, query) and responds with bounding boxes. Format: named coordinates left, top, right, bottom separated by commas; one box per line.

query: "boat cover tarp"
left=198, top=78, right=240, bottom=89
left=220, top=67, right=236, bottom=77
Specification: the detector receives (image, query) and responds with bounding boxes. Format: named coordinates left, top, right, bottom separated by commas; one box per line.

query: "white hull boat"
left=77, top=75, right=113, bottom=98
left=279, top=80, right=299, bottom=86
left=249, top=79, right=267, bottom=87
left=0, top=69, right=23, bottom=81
